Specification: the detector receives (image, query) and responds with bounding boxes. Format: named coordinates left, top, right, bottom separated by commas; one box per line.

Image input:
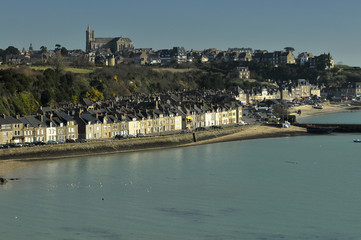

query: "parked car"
left=136, top=133, right=148, bottom=137
left=210, top=125, right=223, bottom=129
left=66, top=139, right=76, bottom=143
left=238, top=121, right=248, bottom=126
left=76, top=138, right=86, bottom=143
left=47, top=140, right=59, bottom=145
left=195, top=127, right=206, bottom=131
left=114, top=135, right=126, bottom=140
left=9, top=143, right=23, bottom=148
left=34, top=141, right=46, bottom=146
left=23, top=142, right=35, bottom=147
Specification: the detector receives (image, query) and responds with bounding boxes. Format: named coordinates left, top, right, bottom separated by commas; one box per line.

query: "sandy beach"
left=0, top=102, right=357, bottom=177
left=289, top=102, right=358, bottom=119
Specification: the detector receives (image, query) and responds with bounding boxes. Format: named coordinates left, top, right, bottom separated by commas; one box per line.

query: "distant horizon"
left=1, top=0, right=361, bottom=67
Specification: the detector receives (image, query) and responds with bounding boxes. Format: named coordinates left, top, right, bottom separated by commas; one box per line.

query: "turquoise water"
left=2, top=124, right=361, bottom=239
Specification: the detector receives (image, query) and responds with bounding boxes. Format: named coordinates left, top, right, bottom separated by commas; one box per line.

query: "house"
left=134, top=52, right=150, bottom=65
left=227, top=86, right=247, bottom=104
left=158, top=49, right=172, bottom=65
left=341, top=82, right=361, bottom=98
left=292, top=79, right=311, bottom=99
left=279, top=51, right=296, bottom=64
left=236, top=67, right=250, bottom=79
left=172, top=47, right=187, bottom=64
left=38, top=115, right=57, bottom=142
left=148, top=54, right=161, bottom=65
left=0, top=115, right=23, bottom=144
left=255, top=50, right=295, bottom=66
left=238, top=52, right=252, bottom=62
left=310, top=85, right=321, bottom=98
left=201, top=55, right=209, bottom=63
left=252, top=50, right=267, bottom=63
left=75, top=112, right=102, bottom=140
left=19, top=117, right=36, bottom=143
left=309, top=53, right=335, bottom=70
left=54, top=111, right=78, bottom=141
left=297, top=52, right=313, bottom=65
left=203, top=105, right=216, bottom=127
left=6, top=54, right=28, bottom=64
left=18, top=116, right=47, bottom=143
left=127, top=114, right=141, bottom=136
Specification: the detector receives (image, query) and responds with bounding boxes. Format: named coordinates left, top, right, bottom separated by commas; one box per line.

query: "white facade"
left=46, top=123, right=57, bottom=141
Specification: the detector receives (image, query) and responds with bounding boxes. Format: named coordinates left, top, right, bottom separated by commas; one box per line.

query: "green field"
left=30, top=66, right=96, bottom=74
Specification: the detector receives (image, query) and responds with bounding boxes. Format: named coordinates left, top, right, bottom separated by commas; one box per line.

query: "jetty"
left=293, top=123, right=361, bottom=133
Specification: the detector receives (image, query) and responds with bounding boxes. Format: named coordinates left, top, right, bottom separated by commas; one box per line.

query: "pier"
left=293, top=123, right=361, bottom=133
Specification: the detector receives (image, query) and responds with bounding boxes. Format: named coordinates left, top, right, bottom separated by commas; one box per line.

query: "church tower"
left=86, top=25, right=95, bottom=52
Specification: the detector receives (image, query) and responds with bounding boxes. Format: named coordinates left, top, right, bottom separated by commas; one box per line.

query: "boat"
left=306, top=124, right=337, bottom=134
left=313, top=105, right=323, bottom=109
left=0, top=177, right=8, bottom=184
left=353, top=139, right=361, bottom=142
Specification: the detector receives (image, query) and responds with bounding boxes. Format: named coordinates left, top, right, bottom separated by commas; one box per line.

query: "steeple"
left=86, top=25, right=94, bottom=52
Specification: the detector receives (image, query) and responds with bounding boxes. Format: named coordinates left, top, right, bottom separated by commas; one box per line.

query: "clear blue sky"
left=1, top=0, right=361, bottom=66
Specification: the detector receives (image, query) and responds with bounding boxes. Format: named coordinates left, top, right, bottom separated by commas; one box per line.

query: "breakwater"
left=293, top=122, right=361, bottom=132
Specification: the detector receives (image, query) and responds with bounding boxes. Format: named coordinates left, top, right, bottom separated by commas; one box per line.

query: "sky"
left=1, top=0, right=361, bottom=66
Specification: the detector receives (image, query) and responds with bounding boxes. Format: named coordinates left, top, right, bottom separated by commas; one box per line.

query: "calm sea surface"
left=2, top=113, right=361, bottom=240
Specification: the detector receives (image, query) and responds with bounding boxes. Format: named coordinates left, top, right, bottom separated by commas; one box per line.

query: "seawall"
left=0, top=125, right=256, bottom=161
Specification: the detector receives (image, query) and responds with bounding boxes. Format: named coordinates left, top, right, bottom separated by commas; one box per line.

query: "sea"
left=2, top=112, right=361, bottom=240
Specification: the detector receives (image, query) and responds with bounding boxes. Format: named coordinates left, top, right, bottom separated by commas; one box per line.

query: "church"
left=86, top=25, right=134, bottom=53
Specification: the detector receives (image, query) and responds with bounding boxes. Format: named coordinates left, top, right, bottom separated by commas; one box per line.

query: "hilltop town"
left=1, top=26, right=361, bottom=146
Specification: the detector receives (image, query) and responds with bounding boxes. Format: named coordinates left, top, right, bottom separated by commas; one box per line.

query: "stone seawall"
left=0, top=126, right=252, bottom=161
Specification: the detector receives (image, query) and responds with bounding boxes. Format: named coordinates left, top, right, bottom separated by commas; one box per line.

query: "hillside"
left=1, top=62, right=361, bottom=116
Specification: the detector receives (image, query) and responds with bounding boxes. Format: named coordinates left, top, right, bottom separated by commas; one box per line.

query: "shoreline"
left=0, top=103, right=358, bottom=176
left=0, top=125, right=306, bottom=176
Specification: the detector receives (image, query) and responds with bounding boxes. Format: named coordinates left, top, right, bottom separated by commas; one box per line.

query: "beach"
left=289, top=102, right=357, bottom=119
left=0, top=102, right=356, bottom=176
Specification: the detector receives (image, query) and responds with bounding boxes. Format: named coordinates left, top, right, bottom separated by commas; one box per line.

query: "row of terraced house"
left=0, top=102, right=243, bottom=144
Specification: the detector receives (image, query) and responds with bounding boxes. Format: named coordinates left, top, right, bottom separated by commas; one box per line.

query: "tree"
left=316, top=53, right=331, bottom=71
left=40, top=46, right=47, bottom=53
left=284, top=47, right=295, bottom=52
left=52, top=51, right=65, bottom=75
left=40, top=90, right=52, bottom=106
left=60, top=47, right=68, bottom=56
left=5, top=46, right=20, bottom=55
left=40, top=46, right=48, bottom=62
